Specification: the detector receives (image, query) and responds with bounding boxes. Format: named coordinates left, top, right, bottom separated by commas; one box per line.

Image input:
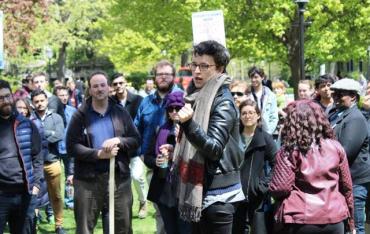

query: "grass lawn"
left=35, top=183, right=157, bottom=234
left=5, top=164, right=157, bottom=234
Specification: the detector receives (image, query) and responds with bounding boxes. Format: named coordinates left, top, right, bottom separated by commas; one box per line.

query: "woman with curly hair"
left=269, top=100, right=355, bottom=234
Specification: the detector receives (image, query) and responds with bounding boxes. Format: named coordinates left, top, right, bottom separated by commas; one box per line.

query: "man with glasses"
left=230, top=79, right=249, bottom=107
left=329, top=78, right=370, bottom=234
left=0, top=79, right=43, bottom=234
left=111, top=73, right=148, bottom=220
left=174, top=40, right=244, bottom=233
left=134, top=60, right=182, bottom=234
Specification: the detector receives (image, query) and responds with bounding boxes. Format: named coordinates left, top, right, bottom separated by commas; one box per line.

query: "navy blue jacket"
left=14, top=112, right=43, bottom=193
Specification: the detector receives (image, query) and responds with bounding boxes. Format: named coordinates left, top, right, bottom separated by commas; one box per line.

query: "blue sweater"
left=134, top=87, right=182, bottom=156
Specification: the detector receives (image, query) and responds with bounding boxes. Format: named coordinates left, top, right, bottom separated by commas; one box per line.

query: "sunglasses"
left=231, top=92, right=244, bottom=97
left=332, top=90, right=354, bottom=98
left=167, top=106, right=182, bottom=113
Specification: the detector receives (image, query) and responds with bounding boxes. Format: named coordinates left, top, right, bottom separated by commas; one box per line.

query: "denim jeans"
left=23, top=194, right=39, bottom=234
left=353, top=183, right=370, bottom=234
left=60, top=154, right=74, bottom=209
left=0, top=193, right=32, bottom=234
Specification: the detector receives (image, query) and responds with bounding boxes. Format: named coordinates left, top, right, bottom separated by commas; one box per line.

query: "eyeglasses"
left=231, top=92, right=244, bottom=97
left=156, top=73, right=174, bottom=78
left=188, top=62, right=216, bottom=72
left=112, top=81, right=125, bottom=87
left=167, top=106, right=181, bottom=113
left=242, top=111, right=257, bottom=116
left=0, top=94, right=12, bottom=102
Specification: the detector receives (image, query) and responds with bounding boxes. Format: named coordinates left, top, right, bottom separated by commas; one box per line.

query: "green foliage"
left=4, top=0, right=111, bottom=75
left=29, top=0, right=109, bottom=62
left=0, top=74, right=21, bottom=91
left=0, top=0, right=48, bottom=56
left=96, top=0, right=370, bottom=83
left=286, top=87, right=294, bottom=95
left=306, top=0, right=370, bottom=63
left=96, top=30, right=162, bottom=73
left=95, top=0, right=199, bottom=72
left=126, top=71, right=150, bottom=91
left=3, top=0, right=369, bottom=89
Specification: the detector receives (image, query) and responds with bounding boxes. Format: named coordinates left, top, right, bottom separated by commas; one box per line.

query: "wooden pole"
left=109, top=157, right=115, bottom=234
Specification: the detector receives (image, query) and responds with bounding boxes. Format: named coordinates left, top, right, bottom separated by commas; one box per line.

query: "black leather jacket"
left=181, top=84, right=243, bottom=193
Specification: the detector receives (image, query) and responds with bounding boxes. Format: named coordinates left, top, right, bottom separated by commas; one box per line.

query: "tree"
left=27, top=0, right=110, bottom=80
left=227, top=0, right=370, bottom=98
left=97, top=0, right=370, bottom=97
left=0, top=0, right=48, bottom=57
left=95, top=0, right=201, bottom=73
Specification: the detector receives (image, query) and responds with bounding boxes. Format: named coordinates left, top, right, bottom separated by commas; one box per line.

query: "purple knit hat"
left=165, top=91, right=185, bottom=109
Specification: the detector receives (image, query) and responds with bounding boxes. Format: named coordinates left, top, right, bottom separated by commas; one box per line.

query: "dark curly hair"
left=193, top=40, right=230, bottom=71
left=281, top=99, right=334, bottom=155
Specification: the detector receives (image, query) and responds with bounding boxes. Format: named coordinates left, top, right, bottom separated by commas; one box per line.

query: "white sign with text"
left=192, top=10, right=226, bottom=47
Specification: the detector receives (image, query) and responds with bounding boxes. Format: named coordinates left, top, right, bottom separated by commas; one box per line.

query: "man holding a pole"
left=66, top=71, right=140, bottom=234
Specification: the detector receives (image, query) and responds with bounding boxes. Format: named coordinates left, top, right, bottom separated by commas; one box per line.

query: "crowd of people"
left=0, top=40, right=369, bottom=234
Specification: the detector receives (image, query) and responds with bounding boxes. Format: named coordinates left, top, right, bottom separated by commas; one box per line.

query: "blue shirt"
left=134, top=87, right=182, bottom=155
left=88, top=106, right=114, bottom=172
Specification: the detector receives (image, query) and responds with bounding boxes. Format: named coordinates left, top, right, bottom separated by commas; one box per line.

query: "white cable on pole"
left=109, top=157, right=115, bottom=234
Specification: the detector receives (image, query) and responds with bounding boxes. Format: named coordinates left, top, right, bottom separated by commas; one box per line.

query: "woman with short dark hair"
left=232, top=99, right=277, bottom=234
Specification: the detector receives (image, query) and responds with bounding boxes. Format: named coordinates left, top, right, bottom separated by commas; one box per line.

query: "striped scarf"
left=173, top=73, right=231, bottom=222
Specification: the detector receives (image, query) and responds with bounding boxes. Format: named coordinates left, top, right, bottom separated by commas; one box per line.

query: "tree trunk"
left=57, top=42, right=68, bottom=81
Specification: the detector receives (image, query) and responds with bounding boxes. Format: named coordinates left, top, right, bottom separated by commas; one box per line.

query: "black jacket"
left=66, top=97, right=140, bottom=180
left=181, top=84, right=244, bottom=193
left=330, top=104, right=370, bottom=184
left=113, top=91, right=143, bottom=120
left=240, top=127, right=276, bottom=203
left=113, top=91, right=143, bottom=158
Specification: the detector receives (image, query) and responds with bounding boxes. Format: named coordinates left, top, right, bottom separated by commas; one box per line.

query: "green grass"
left=5, top=163, right=157, bottom=234
left=37, top=169, right=157, bottom=234
left=36, top=187, right=157, bottom=234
